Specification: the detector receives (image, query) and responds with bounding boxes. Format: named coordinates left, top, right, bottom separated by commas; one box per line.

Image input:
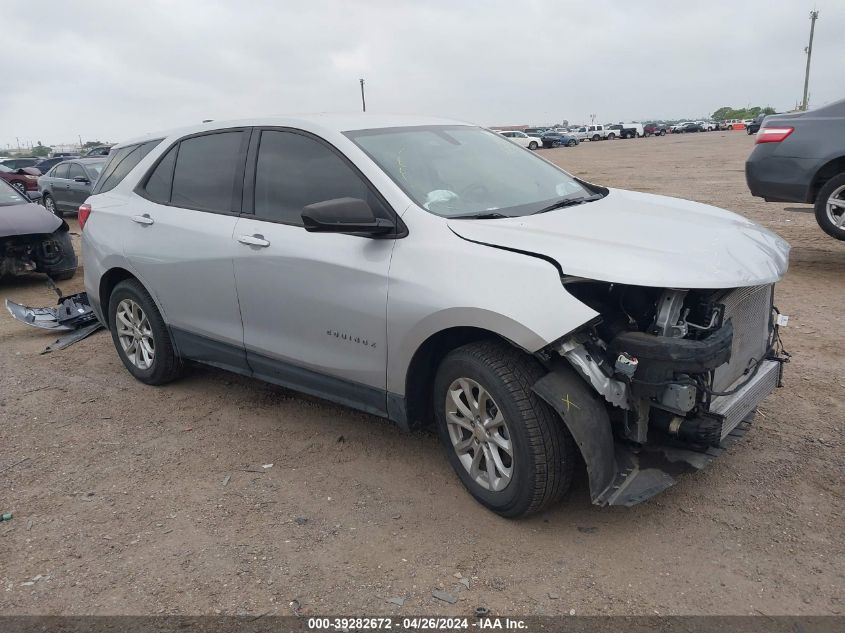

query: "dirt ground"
left=1, top=131, right=843, bottom=617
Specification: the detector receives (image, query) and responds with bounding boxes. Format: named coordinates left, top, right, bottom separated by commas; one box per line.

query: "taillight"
left=755, top=126, right=794, bottom=144
left=78, top=204, right=92, bottom=230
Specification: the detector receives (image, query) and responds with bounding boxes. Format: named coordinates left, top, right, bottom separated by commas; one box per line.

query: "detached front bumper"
left=534, top=359, right=783, bottom=507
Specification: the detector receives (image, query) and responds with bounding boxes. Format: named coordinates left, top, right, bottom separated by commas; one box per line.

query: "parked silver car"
left=82, top=115, right=790, bottom=517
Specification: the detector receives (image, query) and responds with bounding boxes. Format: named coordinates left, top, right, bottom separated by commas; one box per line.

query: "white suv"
left=81, top=115, right=790, bottom=517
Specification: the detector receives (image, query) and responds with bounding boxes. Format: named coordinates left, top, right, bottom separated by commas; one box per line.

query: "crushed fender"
left=5, top=291, right=104, bottom=352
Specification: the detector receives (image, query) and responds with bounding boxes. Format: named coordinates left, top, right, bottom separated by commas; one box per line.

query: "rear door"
left=122, top=130, right=249, bottom=371
left=51, top=163, right=71, bottom=210
left=231, top=128, right=396, bottom=412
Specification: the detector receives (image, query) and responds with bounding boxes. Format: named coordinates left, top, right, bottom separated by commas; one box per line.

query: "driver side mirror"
left=301, top=197, right=395, bottom=236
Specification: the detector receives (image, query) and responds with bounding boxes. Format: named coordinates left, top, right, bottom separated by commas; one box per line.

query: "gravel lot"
left=1, top=131, right=843, bottom=616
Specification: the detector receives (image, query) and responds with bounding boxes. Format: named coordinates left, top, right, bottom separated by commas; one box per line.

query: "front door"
left=66, top=163, right=91, bottom=210
left=232, top=128, right=397, bottom=415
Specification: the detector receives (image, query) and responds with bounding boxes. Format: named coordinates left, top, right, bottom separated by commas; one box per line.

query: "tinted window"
left=84, top=161, right=105, bottom=179
left=169, top=132, right=243, bottom=213
left=92, top=139, right=162, bottom=194
left=143, top=145, right=178, bottom=204
left=68, top=164, right=86, bottom=180
left=54, top=164, right=70, bottom=179
left=254, top=130, right=383, bottom=225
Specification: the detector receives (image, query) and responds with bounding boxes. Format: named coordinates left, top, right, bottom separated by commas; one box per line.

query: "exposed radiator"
left=712, top=285, right=773, bottom=392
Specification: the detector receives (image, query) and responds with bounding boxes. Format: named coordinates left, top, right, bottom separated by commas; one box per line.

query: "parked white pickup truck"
left=584, top=124, right=615, bottom=141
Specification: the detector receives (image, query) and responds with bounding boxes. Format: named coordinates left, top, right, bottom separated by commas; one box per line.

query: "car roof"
left=112, top=114, right=471, bottom=150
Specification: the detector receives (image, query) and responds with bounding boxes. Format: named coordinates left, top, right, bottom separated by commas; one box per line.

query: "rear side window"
left=253, top=130, right=385, bottom=225
left=92, top=139, right=162, bottom=195
left=54, top=164, right=70, bottom=179
left=169, top=132, right=244, bottom=213
left=143, top=145, right=178, bottom=204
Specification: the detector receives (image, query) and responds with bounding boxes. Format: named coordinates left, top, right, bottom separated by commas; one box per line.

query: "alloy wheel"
left=115, top=299, right=155, bottom=370
left=826, top=185, right=845, bottom=231
left=44, top=195, right=58, bottom=216
left=445, top=377, right=513, bottom=492
left=12, top=181, right=27, bottom=195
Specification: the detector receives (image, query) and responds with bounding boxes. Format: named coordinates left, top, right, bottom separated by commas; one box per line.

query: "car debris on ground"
left=5, top=287, right=103, bottom=353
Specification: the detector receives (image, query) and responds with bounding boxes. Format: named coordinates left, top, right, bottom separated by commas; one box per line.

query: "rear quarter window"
left=91, top=139, right=162, bottom=195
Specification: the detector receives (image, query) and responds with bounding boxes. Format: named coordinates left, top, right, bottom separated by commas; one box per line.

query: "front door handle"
left=131, top=214, right=154, bottom=225
left=237, top=234, right=270, bottom=247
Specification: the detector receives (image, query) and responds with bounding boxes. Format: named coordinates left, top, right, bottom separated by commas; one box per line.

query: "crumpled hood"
left=447, top=189, right=790, bottom=289
left=0, top=201, right=62, bottom=237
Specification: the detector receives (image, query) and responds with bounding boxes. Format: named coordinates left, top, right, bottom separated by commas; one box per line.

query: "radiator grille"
left=712, top=285, right=773, bottom=392
left=711, top=359, right=781, bottom=438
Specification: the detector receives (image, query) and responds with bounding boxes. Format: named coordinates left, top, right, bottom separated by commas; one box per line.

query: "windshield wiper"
left=532, top=194, right=603, bottom=215
left=452, top=212, right=510, bottom=220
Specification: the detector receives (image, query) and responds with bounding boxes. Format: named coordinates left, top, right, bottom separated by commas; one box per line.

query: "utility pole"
left=802, top=10, right=819, bottom=111
left=359, top=78, right=366, bottom=112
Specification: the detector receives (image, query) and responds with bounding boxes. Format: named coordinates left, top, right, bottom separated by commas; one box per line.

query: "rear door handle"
left=237, top=234, right=270, bottom=247
left=131, top=214, right=154, bottom=225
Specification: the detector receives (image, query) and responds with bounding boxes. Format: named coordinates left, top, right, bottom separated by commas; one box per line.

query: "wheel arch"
left=401, top=326, right=520, bottom=430
left=98, top=267, right=168, bottom=328
left=809, top=155, right=845, bottom=203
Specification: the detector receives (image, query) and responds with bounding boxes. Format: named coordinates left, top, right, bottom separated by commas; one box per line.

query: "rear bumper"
left=745, top=153, right=817, bottom=203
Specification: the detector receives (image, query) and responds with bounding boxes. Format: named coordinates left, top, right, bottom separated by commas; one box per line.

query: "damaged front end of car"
left=533, top=280, right=789, bottom=507
left=0, top=227, right=77, bottom=280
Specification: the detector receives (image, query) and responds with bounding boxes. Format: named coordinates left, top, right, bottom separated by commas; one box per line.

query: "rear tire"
left=814, top=173, right=845, bottom=240
left=108, top=279, right=183, bottom=385
left=567, top=139, right=577, bottom=147
left=528, top=141, right=538, bottom=150
left=433, top=341, right=574, bottom=518
left=43, top=194, right=61, bottom=217
left=592, top=134, right=600, bottom=142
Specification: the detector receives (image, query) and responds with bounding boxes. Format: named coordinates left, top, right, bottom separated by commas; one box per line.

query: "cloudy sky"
left=3, top=0, right=843, bottom=149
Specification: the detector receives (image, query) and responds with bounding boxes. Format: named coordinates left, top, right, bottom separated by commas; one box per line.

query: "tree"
left=31, top=142, right=51, bottom=157
left=82, top=140, right=105, bottom=149
left=711, top=105, right=778, bottom=121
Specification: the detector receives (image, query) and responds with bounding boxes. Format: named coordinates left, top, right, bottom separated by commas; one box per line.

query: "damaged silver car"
left=81, top=116, right=790, bottom=517
left=0, top=179, right=77, bottom=280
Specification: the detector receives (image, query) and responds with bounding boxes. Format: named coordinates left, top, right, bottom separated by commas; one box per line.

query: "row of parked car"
left=496, top=119, right=744, bottom=149
left=0, top=146, right=111, bottom=204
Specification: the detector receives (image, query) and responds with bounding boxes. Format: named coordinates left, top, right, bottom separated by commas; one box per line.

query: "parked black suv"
left=746, top=114, right=766, bottom=135
left=746, top=98, right=845, bottom=240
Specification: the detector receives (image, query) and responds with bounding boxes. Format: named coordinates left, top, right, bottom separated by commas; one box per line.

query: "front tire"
left=592, top=134, right=600, bottom=142
left=814, top=173, right=845, bottom=240
left=433, top=341, right=574, bottom=518
left=108, top=279, right=183, bottom=385
left=11, top=181, right=27, bottom=196
left=607, top=133, right=616, bottom=140
left=567, top=139, right=577, bottom=147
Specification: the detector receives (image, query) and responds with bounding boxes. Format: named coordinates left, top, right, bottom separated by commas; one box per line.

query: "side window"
left=54, top=164, right=70, bottom=179
left=68, top=164, right=86, bottom=180
left=253, top=130, right=386, bottom=226
left=92, top=139, right=162, bottom=195
left=170, top=131, right=243, bottom=213
left=142, top=145, right=178, bottom=204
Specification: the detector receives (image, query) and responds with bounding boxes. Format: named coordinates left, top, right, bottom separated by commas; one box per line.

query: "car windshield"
left=0, top=180, right=27, bottom=206
left=345, top=125, right=591, bottom=218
